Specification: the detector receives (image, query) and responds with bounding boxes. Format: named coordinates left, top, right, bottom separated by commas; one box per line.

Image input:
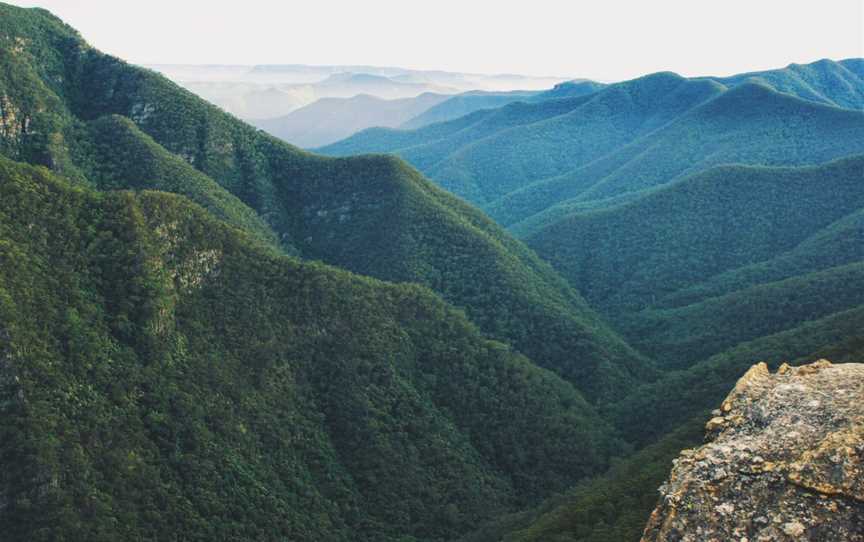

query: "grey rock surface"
left=642, top=359, right=864, bottom=542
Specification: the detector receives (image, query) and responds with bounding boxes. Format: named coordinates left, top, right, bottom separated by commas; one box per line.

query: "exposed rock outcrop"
left=642, top=359, right=864, bottom=542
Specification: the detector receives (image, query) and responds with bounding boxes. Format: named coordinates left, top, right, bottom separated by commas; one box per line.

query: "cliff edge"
left=642, top=359, right=864, bottom=541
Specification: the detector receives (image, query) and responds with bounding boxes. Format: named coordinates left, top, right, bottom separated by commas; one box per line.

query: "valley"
left=0, top=2, right=861, bottom=541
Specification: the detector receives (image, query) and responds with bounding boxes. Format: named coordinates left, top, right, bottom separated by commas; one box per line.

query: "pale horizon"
left=5, top=0, right=863, bottom=82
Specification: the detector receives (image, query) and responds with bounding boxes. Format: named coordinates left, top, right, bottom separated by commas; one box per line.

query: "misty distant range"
left=152, top=61, right=864, bottom=152
left=149, top=64, right=574, bottom=147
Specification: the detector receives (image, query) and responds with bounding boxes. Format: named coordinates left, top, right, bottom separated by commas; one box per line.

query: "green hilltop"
left=527, top=156, right=864, bottom=314
left=320, top=59, right=864, bottom=235
left=400, top=89, right=542, bottom=130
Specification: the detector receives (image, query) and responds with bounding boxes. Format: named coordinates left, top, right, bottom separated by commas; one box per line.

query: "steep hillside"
left=704, top=57, right=864, bottom=110
left=401, top=89, right=539, bottom=129
left=621, top=263, right=864, bottom=368
left=316, top=108, right=499, bottom=156
left=426, top=74, right=724, bottom=205
left=0, top=157, right=622, bottom=541
left=3, top=5, right=861, bottom=541
left=462, top=311, right=864, bottom=542
left=525, top=156, right=864, bottom=463
left=613, top=304, right=864, bottom=448
left=494, top=81, right=864, bottom=228
left=537, top=83, right=864, bottom=206
left=321, top=90, right=606, bottom=186
left=660, top=204, right=864, bottom=308
left=527, top=80, right=607, bottom=101
left=464, top=316, right=864, bottom=542
left=528, top=157, right=864, bottom=313
left=0, top=2, right=649, bottom=401
left=263, top=152, right=652, bottom=398
left=253, top=92, right=450, bottom=148
left=461, top=419, right=705, bottom=542
left=526, top=158, right=864, bottom=406
left=320, top=59, right=864, bottom=228
left=76, top=114, right=281, bottom=249
left=321, top=73, right=723, bottom=204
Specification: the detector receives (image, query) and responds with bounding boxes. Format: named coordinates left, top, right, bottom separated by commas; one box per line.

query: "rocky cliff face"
left=642, top=359, right=864, bottom=542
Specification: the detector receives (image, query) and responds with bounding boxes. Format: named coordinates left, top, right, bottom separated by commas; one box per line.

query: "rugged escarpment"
left=642, top=360, right=864, bottom=541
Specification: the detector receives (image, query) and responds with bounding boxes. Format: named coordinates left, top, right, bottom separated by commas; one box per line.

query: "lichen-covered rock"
left=642, top=360, right=864, bottom=542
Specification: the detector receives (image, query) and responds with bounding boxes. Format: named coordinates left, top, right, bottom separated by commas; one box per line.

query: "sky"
left=6, top=0, right=864, bottom=81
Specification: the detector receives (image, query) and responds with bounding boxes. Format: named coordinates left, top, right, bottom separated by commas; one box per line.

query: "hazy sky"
left=7, top=0, right=864, bottom=81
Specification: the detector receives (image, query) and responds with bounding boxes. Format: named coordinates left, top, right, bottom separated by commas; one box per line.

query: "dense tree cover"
left=621, top=263, right=864, bottom=368
left=461, top=418, right=705, bottom=542
left=0, top=4, right=651, bottom=540
left=612, top=304, right=864, bottom=448
left=0, top=2, right=648, bottom=402
left=528, top=157, right=864, bottom=313
left=75, top=115, right=281, bottom=249
left=2, top=4, right=863, bottom=542
left=427, top=75, right=724, bottom=206
left=528, top=157, right=864, bottom=373
left=462, top=300, right=864, bottom=542
left=523, top=157, right=864, bottom=448
left=460, top=297, right=864, bottom=542
left=521, top=83, right=864, bottom=212
left=400, top=90, right=541, bottom=130
left=320, top=91, right=605, bottom=183
left=700, top=58, right=864, bottom=110
left=661, top=205, right=864, bottom=308
left=0, top=157, right=628, bottom=541
left=320, top=59, right=864, bottom=232
left=489, top=157, right=864, bottom=541
left=274, top=154, right=653, bottom=398
left=525, top=81, right=607, bottom=102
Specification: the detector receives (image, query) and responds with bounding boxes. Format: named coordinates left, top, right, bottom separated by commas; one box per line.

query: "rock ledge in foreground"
left=641, top=359, right=864, bottom=542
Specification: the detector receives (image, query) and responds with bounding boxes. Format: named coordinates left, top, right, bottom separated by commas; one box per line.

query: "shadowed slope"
left=0, top=2, right=649, bottom=401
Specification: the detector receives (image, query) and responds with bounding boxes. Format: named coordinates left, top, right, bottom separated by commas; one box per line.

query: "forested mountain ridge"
left=0, top=156, right=624, bottom=540
left=0, top=3, right=659, bottom=540
left=700, top=57, right=864, bottom=110
left=427, top=73, right=726, bottom=205
left=528, top=156, right=864, bottom=314
left=400, top=89, right=540, bottom=129
left=0, top=2, right=649, bottom=401
left=479, top=157, right=864, bottom=541
left=320, top=58, right=864, bottom=233
left=2, top=4, right=863, bottom=542
left=528, top=156, right=864, bottom=424
left=502, top=81, right=864, bottom=225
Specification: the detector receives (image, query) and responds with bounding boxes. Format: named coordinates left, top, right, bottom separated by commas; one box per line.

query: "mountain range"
left=0, top=5, right=639, bottom=539
left=1, top=3, right=862, bottom=541
left=151, top=63, right=568, bottom=121
left=320, top=58, right=864, bottom=224
left=315, top=56, right=864, bottom=540
left=251, top=90, right=547, bottom=148
left=251, top=92, right=451, bottom=148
